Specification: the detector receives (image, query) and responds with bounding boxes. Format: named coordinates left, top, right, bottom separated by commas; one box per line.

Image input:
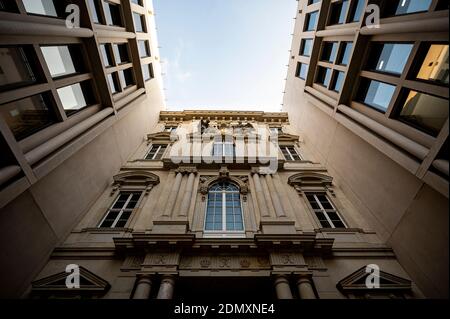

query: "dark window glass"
left=337, top=42, right=353, bottom=65
left=107, top=73, right=120, bottom=94
left=357, top=78, right=396, bottom=112
left=308, top=0, right=320, bottom=4
left=113, top=43, right=130, bottom=65
left=349, top=0, right=365, bottom=22
left=104, top=2, right=122, bottom=26
left=330, top=71, right=345, bottom=92
left=0, top=93, right=56, bottom=140
left=316, top=66, right=332, bottom=87
left=41, top=45, right=84, bottom=78
left=57, top=81, right=94, bottom=115
left=138, top=40, right=151, bottom=58
left=397, top=90, right=448, bottom=136
left=88, top=0, right=101, bottom=23
left=133, top=13, right=146, bottom=32
left=142, top=63, right=154, bottom=81
left=415, top=44, right=449, bottom=85
left=384, top=0, right=432, bottom=16
left=22, top=0, right=70, bottom=18
left=146, top=144, right=167, bottom=160
left=304, top=11, right=318, bottom=31
left=321, top=42, right=339, bottom=63
left=0, top=46, right=41, bottom=92
left=100, top=44, right=114, bottom=67
left=329, top=0, right=350, bottom=25
left=99, top=192, right=142, bottom=228
left=436, top=0, right=450, bottom=10
left=306, top=193, right=346, bottom=229
left=0, top=0, right=18, bottom=12
left=119, top=68, right=135, bottom=88
left=131, top=0, right=143, bottom=5
left=300, top=39, right=313, bottom=57
left=366, top=43, right=414, bottom=75
left=296, top=62, right=309, bottom=80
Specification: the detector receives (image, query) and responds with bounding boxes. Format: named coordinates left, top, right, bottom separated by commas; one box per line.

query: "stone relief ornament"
left=200, top=258, right=211, bottom=268
left=218, top=257, right=231, bottom=268
left=240, top=259, right=251, bottom=268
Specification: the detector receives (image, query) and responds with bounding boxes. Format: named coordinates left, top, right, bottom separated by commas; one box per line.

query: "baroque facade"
left=30, top=111, right=421, bottom=299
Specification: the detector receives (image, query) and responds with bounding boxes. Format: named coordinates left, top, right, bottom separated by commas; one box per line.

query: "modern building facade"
left=0, top=0, right=165, bottom=298
left=283, top=0, right=449, bottom=298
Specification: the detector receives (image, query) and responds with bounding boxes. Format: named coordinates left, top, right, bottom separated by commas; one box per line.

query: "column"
left=178, top=172, right=196, bottom=217
left=266, top=174, right=286, bottom=218
left=133, top=275, right=152, bottom=299
left=252, top=173, right=269, bottom=217
left=296, top=275, right=316, bottom=299
left=261, top=175, right=276, bottom=217
left=163, top=171, right=183, bottom=217
left=274, top=275, right=293, bottom=299
left=157, top=275, right=176, bottom=299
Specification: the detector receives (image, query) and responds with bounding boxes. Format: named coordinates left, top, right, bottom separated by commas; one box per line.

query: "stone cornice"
left=160, top=110, right=289, bottom=123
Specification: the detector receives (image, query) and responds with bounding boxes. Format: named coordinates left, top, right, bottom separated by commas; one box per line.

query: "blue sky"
left=153, top=0, right=298, bottom=112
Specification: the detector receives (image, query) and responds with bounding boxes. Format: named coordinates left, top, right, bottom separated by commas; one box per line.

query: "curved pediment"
left=147, top=132, right=175, bottom=142
left=288, top=172, right=333, bottom=187
left=113, top=171, right=160, bottom=186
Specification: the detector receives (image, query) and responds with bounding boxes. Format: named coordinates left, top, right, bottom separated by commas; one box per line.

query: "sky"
left=153, top=0, right=298, bottom=112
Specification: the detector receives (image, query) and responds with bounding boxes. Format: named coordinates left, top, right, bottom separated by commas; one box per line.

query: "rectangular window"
left=100, top=44, right=114, bottom=67
left=164, top=126, right=177, bottom=132
left=107, top=73, right=120, bottom=94
left=300, top=39, right=313, bottom=57
left=296, top=62, right=309, bottom=80
left=0, top=93, right=55, bottom=140
left=88, top=0, right=101, bottom=23
left=321, top=42, right=339, bottom=63
left=384, top=0, right=432, bottom=17
left=41, top=45, right=83, bottom=78
left=304, top=11, right=319, bottom=31
left=118, top=68, right=135, bottom=88
left=397, top=90, right=448, bottom=136
left=104, top=1, right=123, bottom=26
left=366, top=43, right=414, bottom=76
left=57, top=81, right=93, bottom=115
left=349, top=0, right=365, bottom=22
left=270, top=127, right=283, bottom=134
left=329, top=0, right=350, bottom=25
left=306, top=193, right=346, bottom=228
left=0, top=46, right=41, bottom=92
left=22, top=0, right=69, bottom=18
left=330, top=71, right=345, bottom=92
left=357, top=78, right=396, bottom=112
left=281, top=146, right=301, bottom=161
left=337, top=42, right=353, bottom=66
left=99, top=192, right=142, bottom=228
left=146, top=144, right=167, bottom=160
left=131, top=0, right=143, bottom=5
left=213, top=142, right=235, bottom=157
left=415, top=44, right=449, bottom=85
left=113, top=43, right=130, bottom=65
left=316, top=66, right=332, bottom=87
left=142, top=63, right=154, bottom=82
left=138, top=40, right=151, bottom=58
left=133, top=13, right=146, bottom=32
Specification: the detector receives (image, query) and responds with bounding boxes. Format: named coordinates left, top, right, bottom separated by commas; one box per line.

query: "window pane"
left=142, top=64, right=153, bottom=81
left=0, top=93, right=55, bottom=140
left=57, top=83, right=87, bottom=114
left=329, top=0, right=349, bottom=25
left=119, top=68, right=135, bottom=88
left=296, top=63, right=308, bottom=80
left=23, top=0, right=57, bottom=16
left=330, top=71, right=345, bottom=92
left=300, top=39, right=313, bottom=57
left=416, top=44, right=449, bottom=85
left=104, top=2, right=122, bottom=26
left=41, top=46, right=79, bottom=78
left=367, top=43, right=413, bottom=75
left=321, top=42, right=339, bottom=63
left=304, top=11, right=318, bottom=31
left=350, top=0, right=365, bottom=22
left=100, top=44, right=113, bottom=67
left=398, top=90, right=448, bottom=136
left=386, top=0, right=432, bottom=16
left=88, top=0, right=101, bottom=23
left=133, top=13, right=145, bottom=32
left=138, top=40, right=151, bottom=58
left=357, top=79, right=396, bottom=112
left=0, top=46, right=39, bottom=92
left=113, top=43, right=130, bottom=65
left=0, top=0, right=18, bottom=12
left=316, top=67, right=332, bottom=87
left=337, top=42, right=353, bottom=66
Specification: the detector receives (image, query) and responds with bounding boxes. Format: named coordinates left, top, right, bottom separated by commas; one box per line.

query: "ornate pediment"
left=112, top=171, right=160, bottom=195
left=32, top=266, right=110, bottom=295
left=147, top=132, right=175, bottom=143
left=274, top=133, right=300, bottom=143
left=337, top=266, right=412, bottom=293
left=288, top=172, right=333, bottom=187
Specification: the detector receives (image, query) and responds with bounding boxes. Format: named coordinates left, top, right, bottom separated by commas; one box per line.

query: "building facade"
left=0, top=0, right=165, bottom=298
left=29, top=111, right=421, bottom=299
left=283, top=0, right=449, bottom=298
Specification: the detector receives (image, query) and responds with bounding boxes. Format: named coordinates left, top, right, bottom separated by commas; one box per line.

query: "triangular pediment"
left=337, top=266, right=412, bottom=292
left=276, top=133, right=300, bottom=142
left=32, top=266, right=110, bottom=294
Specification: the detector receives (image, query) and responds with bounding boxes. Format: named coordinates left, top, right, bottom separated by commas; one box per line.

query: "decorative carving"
left=155, top=254, right=166, bottom=265
left=281, top=254, right=294, bottom=265
left=200, top=258, right=211, bottom=268
left=175, top=166, right=198, bottom=175
left=218, top=257, right=231, bottom=268
left=111, top=171, right=160, bottom=196
left=240, top=259, right=251, bottom=268
left=198, top=174, right=250, bottom=195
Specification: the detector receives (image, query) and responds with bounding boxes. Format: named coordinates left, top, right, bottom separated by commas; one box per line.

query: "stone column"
left=178, top=172, right=196, bottom=217
left=133, top=275, right=152, bottom=299
left=252, top=173, right=269, bottom=217
left=296, top=275, right=316, bottom=299
left=274, top=275, right=293, bottom=299
left=261, top=175, right=276, bottom=217
left=157, top=275, right=176, bottom=299
left=163, top=171, right=183, bottom=217
left=266, top=174, right=286, bottom=218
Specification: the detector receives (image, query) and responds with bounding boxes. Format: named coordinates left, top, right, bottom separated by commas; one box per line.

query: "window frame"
left=305, top=193, right=348, bottom=229
left=145, top=143, right=167, bottom=160
left=280, top=145, right=302, bottom=161
left=98, top=191, right=143, bottom=229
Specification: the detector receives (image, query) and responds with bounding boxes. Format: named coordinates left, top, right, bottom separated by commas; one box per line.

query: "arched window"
left=204, top=181, right=244, bottom=233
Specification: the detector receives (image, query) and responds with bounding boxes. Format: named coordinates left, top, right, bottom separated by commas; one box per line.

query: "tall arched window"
left=204, top=181, right=244, bottom=233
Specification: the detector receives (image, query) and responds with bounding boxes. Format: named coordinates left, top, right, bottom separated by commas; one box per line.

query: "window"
left=321, top=42, right=339, bottom=63
left=104, top=2, right=123, bottom=26
left=113, top=43, right=130, bottom=65
left=397, top=90, right=449, bottom=136
left=304, top=11, right=319, bottom=31
left=296, top=62, right=309, bottom=80
left=349, top=0, right=365, bottom=22
left=330, top=71, right=345, bottom=92
left=415, top=44, right=449, bottom=85
left=329, top=0, right=350, bottom=25
left=133, top=13, right=146, bottom=32
left=138, top=40, right=151, bottom=58
left=22, top=0, right=70, bottom=18
left=107, top=73, right=120, bottom=94
left=118, top=68, right=135, bottom=88
left=366, top=43, right=414, bottom=76
left=308, top=0, right=320, bottom=4
left=316, top=66, right=332, bottom=87
left=99, top=192, right=142, bottom=228
left=0, top=93, right=55, bottom=140
left=0, top=46, right=41, bottom=92
left=0, top=0, right=18, bottom=12
left=213, top=139, right=235, bottom=157
left=337, top=42, right=353, bottom=66
left=57, top=81, right=93, bottom=115
left=357, top=78, right=396, bottom=112
left=41, top=45, right=83, bottom=78
left=164, top=126, right=177, bottom=132
left=205, top=181, right=244, bottom=233
left=300, top=39, right=313, bottom=57
left=384, top=0, right=432, bottom=17
left=145, top=144, right=167, bottom=160
left=88, top=0, right=101, bottom=23
left=270, top=127, right=283, bottom=134
left=131, top=0, right=143, bottom=5
left=142, top=63, right=154, bottom=82
left=306, top=193, right=346, bottom=228
left=100, top=44, right=114, bottom=67
left=281, top=146, right=301, bottom=161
